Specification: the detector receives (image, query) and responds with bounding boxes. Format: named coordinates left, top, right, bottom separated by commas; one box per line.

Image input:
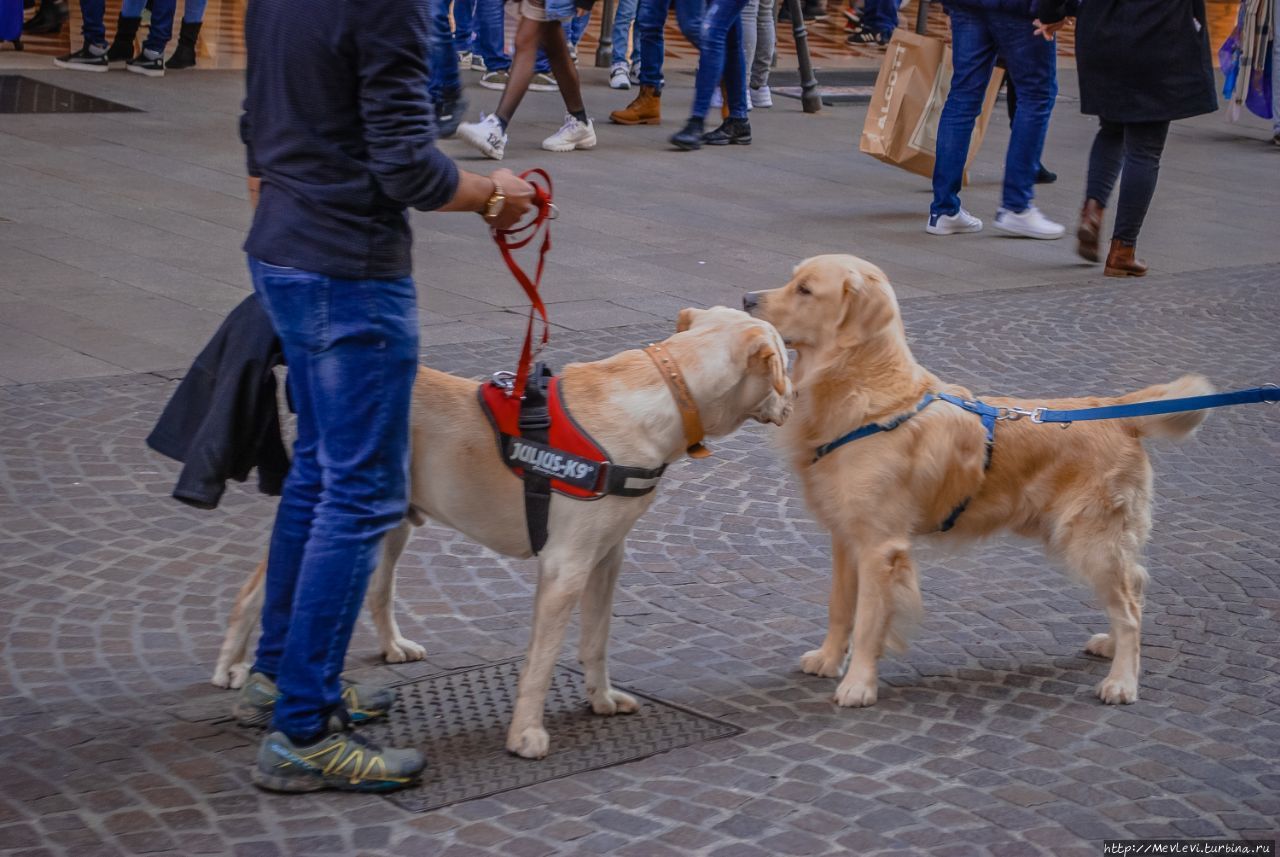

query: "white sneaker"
left=628, top=61, right=641, bottom=86
left=750, top=85, right=773, bottom=108
left=926, top=207, right=983, bottom=235
left=457, top=113, right=507, bottom=160
left=610, top=62, right=631, bottom=90
left=542, top=115, right=597, bottom=152
left=993, top=205, right=1065, bottom=239
left=457, top=50, right=473, bottom=67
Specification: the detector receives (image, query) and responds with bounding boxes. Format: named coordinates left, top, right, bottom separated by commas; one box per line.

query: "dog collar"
left=644, top=342, right=711, bottom=459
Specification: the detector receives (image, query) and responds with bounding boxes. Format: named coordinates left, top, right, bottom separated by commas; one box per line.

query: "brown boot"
left=610, top=85, right=661, bottom=125
left=1104, top=239, right=1148, bottom=277
left=1076, top=198, right=1104, bottom=262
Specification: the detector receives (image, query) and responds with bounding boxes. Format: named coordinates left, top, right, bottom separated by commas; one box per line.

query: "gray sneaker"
left=253, top=727, right=425, bottom=793
left=530, top=72, right=558, bottom=92
left=233, top=672, right=397, bottom=728
left=479, top=69, right=508, bottom=90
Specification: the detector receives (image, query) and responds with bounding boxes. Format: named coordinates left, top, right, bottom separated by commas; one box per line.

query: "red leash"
left=491, top=168, right=555, bottom=400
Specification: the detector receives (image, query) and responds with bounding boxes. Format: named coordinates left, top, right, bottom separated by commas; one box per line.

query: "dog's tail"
left=1116, top=374, right=1214, bottom=440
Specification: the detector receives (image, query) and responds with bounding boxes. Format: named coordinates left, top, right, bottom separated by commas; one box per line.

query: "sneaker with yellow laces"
left=232, top=672, right=397, bottom=728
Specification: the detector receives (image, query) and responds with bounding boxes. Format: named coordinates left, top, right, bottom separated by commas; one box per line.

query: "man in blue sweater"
left=237, top=0, right=536, bottom=793
left=927, top=0, right=1064, bottom=240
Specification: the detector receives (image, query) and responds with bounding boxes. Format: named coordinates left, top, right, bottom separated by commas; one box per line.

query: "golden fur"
left=746, top=254, right=1211, bottom=707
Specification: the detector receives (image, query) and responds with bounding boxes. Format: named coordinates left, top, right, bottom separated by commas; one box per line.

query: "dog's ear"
left=836, top=266, right=896, bottom=346
left=748, top=328, right=789, bottom=396
left=676, top=308, right=701, bottom=333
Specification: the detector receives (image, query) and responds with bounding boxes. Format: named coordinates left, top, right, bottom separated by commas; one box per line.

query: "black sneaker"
left=846, top=29, right=887, bottom=45
left=1035, top=165, right=1057, bottom=184
left=253, top=725, right=425, bottom=793
left=434, top=92, right=468, bottom=138
left=232, top=671, right=397, bottom=728
left=703, top=117, right=752, bottom=146
left=670, top=116, right=705, bottom=151
left=53, top=42, right=109, bottom=72
left=126, top=49, right=165, bottom=77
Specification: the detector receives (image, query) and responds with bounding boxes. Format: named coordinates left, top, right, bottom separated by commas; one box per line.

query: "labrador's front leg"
left=507, top=556, right=592, bottom=759
left=579, top=542, right=639, bottom=717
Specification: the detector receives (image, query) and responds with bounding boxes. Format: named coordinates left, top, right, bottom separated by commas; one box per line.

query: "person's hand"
left=485, top=168, right=538, bottom=231
left=1033, top=17, right=1069, bottom=40
left=247, top=176, right=261, bottom=209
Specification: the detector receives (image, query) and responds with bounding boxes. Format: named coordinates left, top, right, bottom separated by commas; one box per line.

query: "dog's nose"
left=742, top=292, right=759, bottom=312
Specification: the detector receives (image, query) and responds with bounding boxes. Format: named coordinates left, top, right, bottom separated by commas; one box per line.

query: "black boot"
left=669, top=116, right=705, bottom=151
left=106, top=16, right=141, bottom=63
left=23, top=0, right=67, bottom=34
left=166, top=19, right=201, bottom=69
left=702, top=117, right=752, bottom=146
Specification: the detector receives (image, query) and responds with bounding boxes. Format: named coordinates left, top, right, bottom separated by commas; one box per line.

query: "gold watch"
left=483, top=182, right=506, bottom=222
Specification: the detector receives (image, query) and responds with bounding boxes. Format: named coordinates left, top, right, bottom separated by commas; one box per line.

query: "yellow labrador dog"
left=745, top=254, right=1210, bottom=708
left=214, top=307, right=793, bottom=759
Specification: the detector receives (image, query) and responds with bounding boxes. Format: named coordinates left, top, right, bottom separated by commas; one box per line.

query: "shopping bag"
left=859, top=29, right=1004, bottom=184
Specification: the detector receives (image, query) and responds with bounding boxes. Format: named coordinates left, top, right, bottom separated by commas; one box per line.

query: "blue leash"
left=1010, top=385, right=1279, bottom=426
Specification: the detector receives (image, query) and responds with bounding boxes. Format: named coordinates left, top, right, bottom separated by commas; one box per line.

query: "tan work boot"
left=1104, top=239, right=1148, bottom=277
left=610, top=85, right=661, bottom=125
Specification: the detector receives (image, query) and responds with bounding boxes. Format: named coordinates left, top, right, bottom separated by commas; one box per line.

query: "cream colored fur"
left=213, top=308, right=793, bottom=759
left=746, top=254, right=1211, bottom=707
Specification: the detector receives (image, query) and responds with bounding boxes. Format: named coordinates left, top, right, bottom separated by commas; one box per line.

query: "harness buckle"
left=491, top=371, right=517, bottom=392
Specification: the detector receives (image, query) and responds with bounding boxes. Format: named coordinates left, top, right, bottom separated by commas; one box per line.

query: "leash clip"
left=1263, top=382, right=1278, bottom=404
left=491, top=371, right=517, bottom=392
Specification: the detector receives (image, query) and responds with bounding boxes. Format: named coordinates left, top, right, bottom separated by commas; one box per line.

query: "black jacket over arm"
left=146, top=295, right=288, bottom=510
left=1037, top=0, right=1217, bottom=123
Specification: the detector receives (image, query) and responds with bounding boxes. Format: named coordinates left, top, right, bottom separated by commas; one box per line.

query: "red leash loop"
left=492, top=168, right=554, bottom=400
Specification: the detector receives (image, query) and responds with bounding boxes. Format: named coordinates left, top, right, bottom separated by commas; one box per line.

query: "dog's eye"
left=796, top=284, right=811, bottom=296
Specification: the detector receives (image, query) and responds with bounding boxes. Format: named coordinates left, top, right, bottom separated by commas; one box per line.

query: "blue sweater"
left=240, top=0, right=460, bottom=280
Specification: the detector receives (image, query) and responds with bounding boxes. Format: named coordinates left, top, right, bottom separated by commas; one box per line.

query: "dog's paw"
left=589, top=688, right=640, bottom=717
left=1096, top=675, right=1138, bottom=705
left=382, top=637, right=427, bottom=664
left=832, top=679, right=878, bottom=708
left=1084, top=633, right=1115, bottom=659
left=507, top=725, right=551, bottom=760
left=211, top=669, right=231, bottom=689
left=800, top=648, right=845, bottom=678
left=227, top=663, right=252, bottom=690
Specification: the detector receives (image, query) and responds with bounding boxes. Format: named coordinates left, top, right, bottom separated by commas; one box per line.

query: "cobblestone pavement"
left=2, top=265, right=1279, bottom=857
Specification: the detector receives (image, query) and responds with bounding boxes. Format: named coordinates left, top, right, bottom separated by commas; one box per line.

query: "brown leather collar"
left=644, top=342, right=711, bottom=459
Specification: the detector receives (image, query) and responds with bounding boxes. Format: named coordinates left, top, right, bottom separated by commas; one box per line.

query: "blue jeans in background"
left=858, top=0, right=897, bottom=37
left=453, top=0, right=476, bottom=55
left=930, top=5, right=1056, bottom=218
left=637, top=0, right=703, bottom=90
left=78, top=0, right=106, bottom=45
left=117, top=0, right=207, bottom=52
left=611, top=0, right=642, bottom=66
left=248, top=257, right=419, bottom=744
left=473, top=0, right=512, bottom=71
left=430, top=0, right=463, bottom=98
left=691, top=0, right=749, bottom=119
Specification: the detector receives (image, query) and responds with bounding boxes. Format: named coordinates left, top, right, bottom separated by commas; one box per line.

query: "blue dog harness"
left=812, top=384, right=1278, bottom=532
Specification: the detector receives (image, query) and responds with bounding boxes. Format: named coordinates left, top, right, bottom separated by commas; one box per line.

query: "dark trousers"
left=1085, top=119, right=1170, bottom=245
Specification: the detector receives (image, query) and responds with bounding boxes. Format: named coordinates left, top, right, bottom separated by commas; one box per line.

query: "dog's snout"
left=742, top=292, right=760, bottom=313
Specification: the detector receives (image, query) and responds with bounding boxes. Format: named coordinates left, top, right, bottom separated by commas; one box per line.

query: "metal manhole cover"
left=176, top=659, right=741, bottom=813
left=0, top=75, right=141, bottom=114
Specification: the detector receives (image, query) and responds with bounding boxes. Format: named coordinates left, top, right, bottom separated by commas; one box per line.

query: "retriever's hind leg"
left=212, top=559, right=266, bottom=689
left=369, top=520, right=426, bottom=664
left=578, top=542, right=638, bottom=717
left=801, top=539, right=857, bottom=678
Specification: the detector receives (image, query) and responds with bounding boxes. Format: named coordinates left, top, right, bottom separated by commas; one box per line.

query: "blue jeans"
left=78, top=0, right=106, bottom=45
left=692, top=0, right=749, bottom=119
left=611, top=0, right=641, bottom=65
left=453, top=0, right=476, bottom=54
left=430, top=0, right=462, bottom=98
left=931, top=6, right=1056, bottom=217
left=248, top=258, right=419, bottom=743
left=474, top=0, right=511, bottom=71
left=859, top=0, right=897, bottom=36
left=637, top=0, right=703, bottom=90
left=116, top=0, right=205, bottom=52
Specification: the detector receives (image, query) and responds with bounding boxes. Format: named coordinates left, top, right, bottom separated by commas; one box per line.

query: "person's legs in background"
left=454, top=0, right=477, bottom=60
left=166, top=0, right=207, bottom=69
left=741, top=0, right=759, bottom=108
left=1077, top=117, right=1123, bottom=262
left=476, top=0, right=513, bottom=88
left=988, top=9, right=1061, bottom=238
left=847, top=0, right=894, bottom=44
left=612, top=0, right=704, bottom=125
left=428, top=0, right=468, bottom=135
left=750, top=0, right=776, bottom=106
left=1104, top=120, right=1169, bottom=276
left=608, top=0, right=641, bottom=88
left=1003, top=72, right=1055, bottom=183
left=107, top=0, right=144, bottom=63
left=672, top=0, right=749, bottom=150
left=127, top=0, right=176, bottom=75
left=927, top=5, right=995, bottom=233
left=54, top=0, right=108, bottom=69
left=1272, top=2, right=1279, bottom=145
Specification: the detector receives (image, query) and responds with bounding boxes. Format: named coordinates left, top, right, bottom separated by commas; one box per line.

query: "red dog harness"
left=478, top=362, right=667, bottom=554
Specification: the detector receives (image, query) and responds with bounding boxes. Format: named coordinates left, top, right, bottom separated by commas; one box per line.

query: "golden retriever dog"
left=214, top=307, right=793, bottom=758
left=744, top=254, right=1210, bottom=708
